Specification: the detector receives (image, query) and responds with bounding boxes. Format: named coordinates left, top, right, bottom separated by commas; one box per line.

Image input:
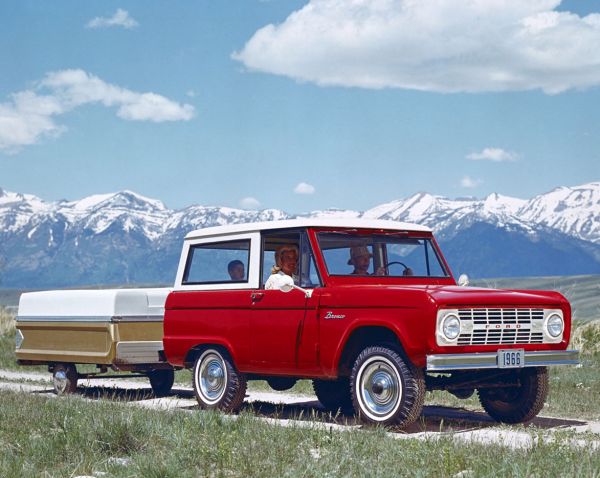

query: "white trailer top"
left=17, top=288, right=170, bottom=322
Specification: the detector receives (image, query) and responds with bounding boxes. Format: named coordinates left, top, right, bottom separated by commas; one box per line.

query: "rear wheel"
left=52, top=364, right=78, bottom=395
left=192, top=349, right=247, bottom=412
left=313, top=378, right=354, bottom=414
left=478, top=367, right=548, bottom=424
left=148, top=369, right=175, bottom=397
left=350, top=346, right=425, bottom=428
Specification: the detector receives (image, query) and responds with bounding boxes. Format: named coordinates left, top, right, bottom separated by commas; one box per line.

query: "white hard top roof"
left=185, top=218, right=431, bottom=240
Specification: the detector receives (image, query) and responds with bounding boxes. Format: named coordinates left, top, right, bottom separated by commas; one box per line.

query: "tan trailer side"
left=16, top=319, right=164, bottom=366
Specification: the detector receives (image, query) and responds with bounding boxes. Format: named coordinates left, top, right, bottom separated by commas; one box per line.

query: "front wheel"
left=192, top=349, right=247, bottom=412
left=350, top=346, right=425, bottom=428
left=478, top=367, right=548, bottom=424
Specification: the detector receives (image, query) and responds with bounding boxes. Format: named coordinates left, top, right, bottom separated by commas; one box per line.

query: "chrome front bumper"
left=426, top=350, right=580, bottom=371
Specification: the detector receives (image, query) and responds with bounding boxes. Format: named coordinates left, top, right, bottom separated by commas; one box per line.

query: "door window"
left=261, top=231, right=322, bottom=288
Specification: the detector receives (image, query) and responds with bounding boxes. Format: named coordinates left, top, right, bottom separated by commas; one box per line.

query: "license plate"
left=498, top=349, right=525, bottom=368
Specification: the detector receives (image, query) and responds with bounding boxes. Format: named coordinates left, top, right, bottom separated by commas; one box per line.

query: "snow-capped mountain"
left=517, top=183, right=600, bottom=244
left=362, top=192, right=533, bottom=240
left=0, top=189, right=52, bottom=234
left=0, top=182, right=598, bottom=287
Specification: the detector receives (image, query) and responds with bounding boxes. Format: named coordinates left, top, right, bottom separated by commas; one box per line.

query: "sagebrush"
left=0, top=307, right=15, bottom=336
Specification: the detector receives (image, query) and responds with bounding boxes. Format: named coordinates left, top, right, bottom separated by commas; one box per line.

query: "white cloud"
left=0, top=69, right=195, bottom=153
left=294, top=182, right=315, bottom=195
left=240, top=197, right=261, bottom=209
left=461, top=176, right=483, bottom=188
left=0, top=92, right=66, bottom=153
left=86, top=9, right=139, bottom=29
left=233, top=0, right=600, bottom=93
left=40, top=70, right=195, bottom=122
left=467, top=148, right=518, bottom=162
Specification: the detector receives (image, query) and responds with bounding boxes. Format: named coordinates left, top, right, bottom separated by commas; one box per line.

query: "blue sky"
left=1, top=0, right=599, bottom=213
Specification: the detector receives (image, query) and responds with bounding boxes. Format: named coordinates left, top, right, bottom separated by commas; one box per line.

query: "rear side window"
left=182, top=239, right=250, bottom=285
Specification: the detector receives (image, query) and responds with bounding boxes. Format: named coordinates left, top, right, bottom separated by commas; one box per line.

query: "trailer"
left=16, top=288, right=175, bottom=396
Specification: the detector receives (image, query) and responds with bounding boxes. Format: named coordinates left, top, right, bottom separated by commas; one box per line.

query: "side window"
left=183, top=239, right=250, bottom=285
left=261, top=230, right=321, bottom=288
left=261, top=232, right=301, bottom=287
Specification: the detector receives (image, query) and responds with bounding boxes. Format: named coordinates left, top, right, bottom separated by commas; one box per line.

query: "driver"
left=265, top=244, right=299, bottom=289
left=348, top=245, right=385, bottom=275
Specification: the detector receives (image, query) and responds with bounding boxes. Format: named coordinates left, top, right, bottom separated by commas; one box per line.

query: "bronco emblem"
left=324, top=311, right=346, bottom=320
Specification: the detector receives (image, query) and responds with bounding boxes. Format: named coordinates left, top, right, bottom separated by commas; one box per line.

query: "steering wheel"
left=384, top=261, right=409, bottom=270
left=382, top=261, right=411, bottom=275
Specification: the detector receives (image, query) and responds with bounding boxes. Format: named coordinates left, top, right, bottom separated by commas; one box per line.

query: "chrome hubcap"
left=198, top=352, right=227, bottom=403
left=358, top=357, right=402, bottom=419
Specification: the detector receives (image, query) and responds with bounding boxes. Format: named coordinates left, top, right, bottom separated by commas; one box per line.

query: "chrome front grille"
left=457, top=308, right=545, bottom=345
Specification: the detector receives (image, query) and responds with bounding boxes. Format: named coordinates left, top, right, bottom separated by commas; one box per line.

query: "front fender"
left=322, top=310, right=432, bottom=377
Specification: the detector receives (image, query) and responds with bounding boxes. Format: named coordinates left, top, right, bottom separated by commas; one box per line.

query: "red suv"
left=163, top=219, right=578, bottom=428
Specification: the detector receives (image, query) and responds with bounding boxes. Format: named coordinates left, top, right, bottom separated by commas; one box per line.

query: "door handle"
left=251, top=292, right=264, bottom=302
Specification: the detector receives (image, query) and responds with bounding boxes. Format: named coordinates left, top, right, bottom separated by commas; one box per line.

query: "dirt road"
left=1, top=368, right=598, bottom=450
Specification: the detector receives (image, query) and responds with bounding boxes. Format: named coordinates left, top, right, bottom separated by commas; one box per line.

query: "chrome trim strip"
left=112, top=315, right=164, bottom=323
left=16, top=315, right=113, bottom=323
left=115, top=341, right=164, bottom=364
left=16, top=315, right=164, bottom=323
left=426, top=350, right=580, bottom=371
left=445, top=307, right=562, bottom=346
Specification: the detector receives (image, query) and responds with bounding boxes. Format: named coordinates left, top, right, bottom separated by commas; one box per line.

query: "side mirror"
left=277, top=274, right=313, bottom=298
left=457, top=274, right=470, bottom=287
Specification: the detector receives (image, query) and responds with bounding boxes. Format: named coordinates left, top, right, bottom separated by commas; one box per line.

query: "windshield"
left=317, top=232, right=449, bottom=278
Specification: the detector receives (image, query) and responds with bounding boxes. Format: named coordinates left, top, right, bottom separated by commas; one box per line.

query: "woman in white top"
left=265, top=244, right=299, bottom=289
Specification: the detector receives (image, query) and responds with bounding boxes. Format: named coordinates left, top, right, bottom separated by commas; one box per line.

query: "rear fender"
left=183, top=338, right=238, bottom=368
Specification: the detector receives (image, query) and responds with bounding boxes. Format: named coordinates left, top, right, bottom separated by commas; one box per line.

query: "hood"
left=421, top=285, right=568, bottom=308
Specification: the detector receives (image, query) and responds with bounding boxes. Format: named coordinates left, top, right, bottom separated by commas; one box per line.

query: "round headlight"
left=442, top=314, right=461, bottom=340
left=547, top=313, right=564, bottom=338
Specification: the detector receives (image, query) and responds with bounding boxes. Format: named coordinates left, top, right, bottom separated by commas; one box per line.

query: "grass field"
left=1, top=389, right=599, bottom=478
left=1, top=306, right=600, bottom=476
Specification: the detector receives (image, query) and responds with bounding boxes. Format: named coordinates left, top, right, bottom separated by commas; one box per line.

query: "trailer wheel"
left=53, top=364, right=78, bottom=395
left=148, top=369, right=175, bottom=397
left=192, top=349, right=247, bottom=412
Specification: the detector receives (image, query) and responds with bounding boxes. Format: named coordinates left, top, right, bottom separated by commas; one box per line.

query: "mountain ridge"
left=1, top=182, right=599, bottom=287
